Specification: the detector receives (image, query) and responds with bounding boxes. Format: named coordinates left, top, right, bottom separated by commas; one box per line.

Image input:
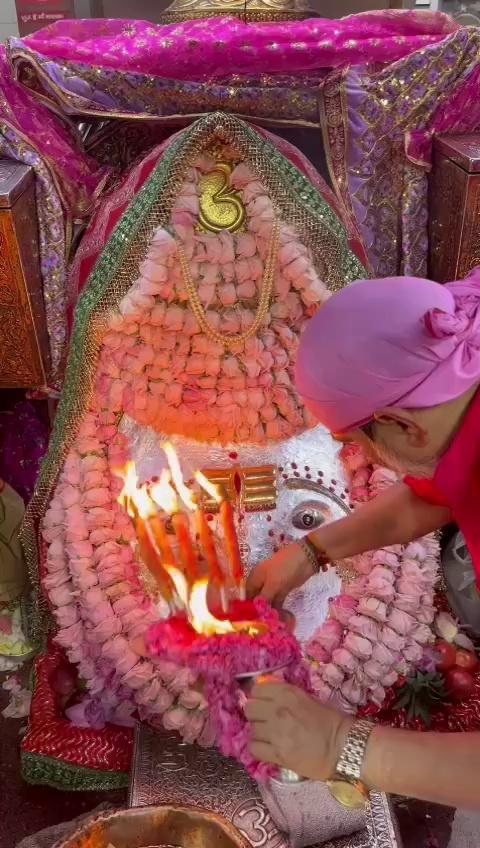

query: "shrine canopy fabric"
left=6, top=11, right=459, bottom=124
left=9, top=11, right=458, bottom=81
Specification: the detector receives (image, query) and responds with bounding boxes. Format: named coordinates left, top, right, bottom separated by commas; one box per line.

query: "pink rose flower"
left=66, top=697, right=107, bottom=730
left=121, top=662, right=154, bottom=690
left=341, top=678, right=364, bottom=706
left=397, top=577, right=424, bottom=597
left=416, top=606, right=435, bottom=625
left=49, top=586, right=74, bottom=607
left=74, top=569, right=99, bottom=591
left=371, top=550, right=400, bottom=570
left=344, top=633, right=373, bottom=660
left=43, top=523, right=64, bottom=544
left=55, top=605, right=80, bottom=628
left=89, top=528, right=117, bottom=546
left=382, top=670, right=399, bottom=688
left=44, top=506, right=64, bottom=528
left=182, top=710, right=207, bottom=744
left=55, top=621, right=84, bottom=648
left=357, top=597, right=387, bottom=622
left=387, top=608, right=416, bottom=637
left=111, top=701, right=137, bottom=728
left=88, top=601, right=115, bottom=626
left=349, top=615, right=379, bottom=643
left=329, top=595, right=358, bottom=626
left=368, top=684, right=386, bottom=706
left=153, top=687, right=175, bottom=713
left=313, top=620, right=344, bottom=654
left=91, top=618, right=123, bottom=641
left=364, top=660, right=387, bottom=682
left=403, top=641, right=423, bottom=663
left=331, top=648, right=358, bottom=674
left=344, top=577, right=368, bottom=600
left=366, top=575, right=395, bottom=604
left=136, top=678, right=162, bottom=705
left=178, top=687, right=206, bottom=710
left=353, top=554, right=374, bottom=576
left=82, top=587, right=106, bottom=609
left=381, top=627, right=406, bottom=652
left=60, top=485, right=81, bottom=508
left=322, top=663, right=345, bottom=687
left=395, top=593, right=421, bottom=614
left=43, top=570, right=70, bottom=591
left=412, top=623, right=433, bottom=645
left=163, top=705, right=190, bottom=732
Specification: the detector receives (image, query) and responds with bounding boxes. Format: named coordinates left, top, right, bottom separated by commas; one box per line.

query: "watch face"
left=326, top=779, right=367, bottom=810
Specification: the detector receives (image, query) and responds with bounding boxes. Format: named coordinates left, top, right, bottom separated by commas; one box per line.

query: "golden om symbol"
left=197, top=162, right=246, bottom=234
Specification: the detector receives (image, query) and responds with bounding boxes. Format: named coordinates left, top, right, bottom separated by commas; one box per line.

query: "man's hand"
left=245, top=680, right=352, bottom=781
left=246, top=542, right=314, bottom=606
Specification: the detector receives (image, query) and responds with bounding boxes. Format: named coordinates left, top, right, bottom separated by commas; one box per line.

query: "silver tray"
left=129, top=724, right=402, bottom=848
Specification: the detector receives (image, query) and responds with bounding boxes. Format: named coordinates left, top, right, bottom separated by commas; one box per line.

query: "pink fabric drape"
left=18, top=11, right=458, bottom=79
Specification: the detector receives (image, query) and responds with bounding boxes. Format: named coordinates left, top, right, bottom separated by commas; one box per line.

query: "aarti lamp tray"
left=128, top=724, right=402, bottom=848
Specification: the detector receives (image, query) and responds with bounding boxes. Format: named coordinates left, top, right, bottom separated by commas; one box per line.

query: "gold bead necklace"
left=176, top=220, right=280, bottom=351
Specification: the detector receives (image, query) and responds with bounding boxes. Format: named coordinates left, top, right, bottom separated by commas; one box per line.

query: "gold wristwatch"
left=326, top=718, right=374, bottom=810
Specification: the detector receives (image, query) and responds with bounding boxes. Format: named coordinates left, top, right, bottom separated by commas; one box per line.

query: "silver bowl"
left=54, top=804, right=253, bottom=848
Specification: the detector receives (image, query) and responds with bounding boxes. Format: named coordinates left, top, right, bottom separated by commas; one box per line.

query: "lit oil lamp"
left=115, top=445, right=308, bottom=783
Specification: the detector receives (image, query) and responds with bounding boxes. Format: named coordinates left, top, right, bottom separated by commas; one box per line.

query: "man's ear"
left=373, top=408, right=428, bottom=447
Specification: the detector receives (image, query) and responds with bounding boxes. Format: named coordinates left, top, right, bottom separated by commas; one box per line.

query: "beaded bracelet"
left=299, top=536, right=330, bottom=575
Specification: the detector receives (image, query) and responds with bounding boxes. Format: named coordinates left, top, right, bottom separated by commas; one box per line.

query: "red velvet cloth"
left=405, top=389, right=480, bottom=586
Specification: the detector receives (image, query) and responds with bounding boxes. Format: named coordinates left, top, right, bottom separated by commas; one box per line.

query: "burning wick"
left=116, top=445, right=249, bottom=635
left=195, top=471, right=245, bottom=600
left=116, top=462, right=175, bottom=606
left=159, top=444, right=199, bottom=583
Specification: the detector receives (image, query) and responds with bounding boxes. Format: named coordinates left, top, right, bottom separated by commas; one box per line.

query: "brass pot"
left=55, top=804, right=253, bottom=848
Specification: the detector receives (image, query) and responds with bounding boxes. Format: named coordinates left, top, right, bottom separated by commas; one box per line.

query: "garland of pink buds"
left=306, top=445, right=440, bottom=713
left=41, top=155, right=329, bottom=741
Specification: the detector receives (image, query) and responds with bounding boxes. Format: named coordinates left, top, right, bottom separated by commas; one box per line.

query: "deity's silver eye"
left=291, top=500, right=328, bottom=531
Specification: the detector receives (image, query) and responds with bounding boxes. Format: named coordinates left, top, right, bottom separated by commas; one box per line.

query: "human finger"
left=259, top=584, right=286, bottom=607
left=249, top=740, right=280, bottom=765
left=244, top=698, right=272, bottom=722
left=246, top=566, right=265, bottom=598
left=250, top=680, right=289, bottom=702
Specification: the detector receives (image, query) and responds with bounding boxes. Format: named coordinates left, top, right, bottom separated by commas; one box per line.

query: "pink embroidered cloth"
left=18, top=11, right=458, bottom=79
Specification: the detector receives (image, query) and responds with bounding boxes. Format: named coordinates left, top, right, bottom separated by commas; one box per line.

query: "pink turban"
left=295, top=268, right=480, bottom=433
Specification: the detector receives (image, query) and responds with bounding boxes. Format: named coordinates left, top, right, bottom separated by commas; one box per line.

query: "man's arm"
left=247, top=683, right=480, bottom=810
left=308, top=482, right=451, bottom=561
left=363, top=724, right=480, bottom=809
left=247, top=483, right=451, bottom=604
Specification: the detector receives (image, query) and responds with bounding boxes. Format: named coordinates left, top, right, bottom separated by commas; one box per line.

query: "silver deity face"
left=120, top=418, right=350, bottom=643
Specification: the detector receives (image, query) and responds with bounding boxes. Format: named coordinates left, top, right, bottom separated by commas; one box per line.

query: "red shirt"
left=404, top=389, right=480, bottom=586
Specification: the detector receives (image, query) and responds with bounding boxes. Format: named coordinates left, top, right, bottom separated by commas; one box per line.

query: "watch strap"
left=335, top=718, right=374, bottom=782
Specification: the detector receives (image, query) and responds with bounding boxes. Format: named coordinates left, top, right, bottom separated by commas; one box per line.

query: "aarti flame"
left=114, top=445, right=253, bottom=638
left=162, top=441, right=197, bottom=511
left=117, top=460, right=157, bottom=519
left=166, top=566, right=234, bottom=636
left=150, top=469, right=178, bottom=515
left=195, top=471, right=222, bottom=504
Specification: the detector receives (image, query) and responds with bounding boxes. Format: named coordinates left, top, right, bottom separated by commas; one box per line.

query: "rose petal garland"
left=100, top=154, right=327, bottom=445
left=145, top=597, right=310, bottom=781
left=306, top=446, right=440, bottom=713
left=41, top=155, right=329, bottom=740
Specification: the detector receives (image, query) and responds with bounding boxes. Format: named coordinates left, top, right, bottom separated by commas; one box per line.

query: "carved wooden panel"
left=430, top=134, right=480, bottom=283
left=0, top=177, right=49, bottom=388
